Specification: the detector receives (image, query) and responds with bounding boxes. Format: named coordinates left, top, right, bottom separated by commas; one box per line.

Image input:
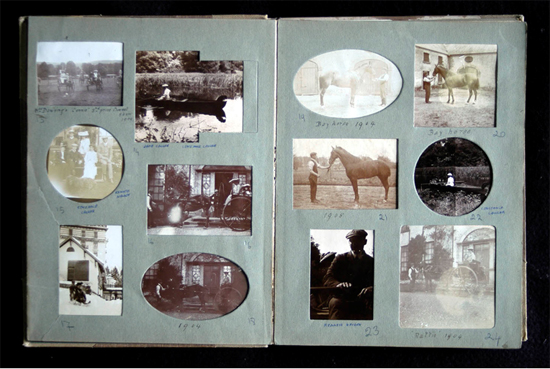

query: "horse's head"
left=433, top=64, right=446, bottom=78
left=328, top=146, right=339, bottom=167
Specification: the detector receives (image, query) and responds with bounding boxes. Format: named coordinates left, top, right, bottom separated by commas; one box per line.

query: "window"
left=66, top=246, right=75, bottom=252
left=423, top=52, right=430, bottom=64
left=425, top=241, right=434, bottom=264
left=222, top=265, right=232, bottom=284
left=67, top=260, right=89, bottom=281
left=192, top=265, right=201, bottom=284
left=401, top=247, right=408, bottom=272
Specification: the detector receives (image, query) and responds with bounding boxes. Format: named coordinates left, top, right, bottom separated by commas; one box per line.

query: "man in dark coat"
left=324, top=229, right=374, bottom=320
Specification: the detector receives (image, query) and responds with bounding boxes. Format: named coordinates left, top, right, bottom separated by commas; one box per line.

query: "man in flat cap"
left=323, top=229, right=374, bottom=320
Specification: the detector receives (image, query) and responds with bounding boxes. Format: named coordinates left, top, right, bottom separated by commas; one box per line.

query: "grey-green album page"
left=275, top=18, right=526, bottom=348
left=25, top=16, right=276, bottom=346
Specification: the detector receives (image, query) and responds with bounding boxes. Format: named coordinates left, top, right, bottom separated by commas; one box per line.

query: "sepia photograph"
left=293, top=139, right=397, bottom=209
left=47, top=125, right=124, bottom=202
left=414, top=44, right=497, bottom=127
left=415, top=137, right=492, bottom=217
left=399, top=225, right=495, bottom=328
left=310, top=229, right=374, bottom=320
left=142, top=253, right=249, bottom=321
left=147, top=165, right=252, bottom=236
left=135, top=51, right=243, bottom=143
left=36, top=42, right=123, bottom=106
left=293, top=49, right=402, bottom=119
left=59, top=225, right=123, bottom=316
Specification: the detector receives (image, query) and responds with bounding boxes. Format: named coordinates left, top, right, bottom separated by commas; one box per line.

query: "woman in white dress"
left=82, top=145, right=98, bottom=179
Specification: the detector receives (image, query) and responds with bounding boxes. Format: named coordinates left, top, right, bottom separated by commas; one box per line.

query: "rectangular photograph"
left=135, top=51, right=243, bottom=143
left=293, top=139, right=397, bottom=209
left=59, top=225, right=123, bottom=316
left=147, top=165, right=252, bottom=236
left=414, top=44, right=497, bottom=127
left=399, top=225, right=495, bottom=328
left=37, top=42, right=123, bottom=106
left=310, top=229, right=374, bottom=320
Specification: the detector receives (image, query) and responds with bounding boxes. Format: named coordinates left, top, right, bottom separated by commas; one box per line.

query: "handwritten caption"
left=178, top=323, right=201, bottom=331
left=428, top=128, right=472, bottom=137
left=77, top=204, right=97, bottom=215
left=323, top=323, right=380, bottom=338
left=414, top=331, right=462, bottom=341
left=115, top=189, right=130, bottom=199
left=315, top=120, right=375, bottom=130
left=324, top=212, right=343, bottom=221
left=34, top=106, right=132, bottom=122
left=481, top=205, right=505, bottom=216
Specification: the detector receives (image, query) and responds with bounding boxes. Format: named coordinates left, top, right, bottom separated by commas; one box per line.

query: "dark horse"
left=328, top=146, right=391, bottom=205
left=432, top=64, right=480, bottom=104
left=166, top=284, right=210, bottom=312
left=319, top=66, right=372, bottom=108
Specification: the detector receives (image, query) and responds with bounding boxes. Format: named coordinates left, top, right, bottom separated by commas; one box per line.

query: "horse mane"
left=334, top=146, right=363, bottom=163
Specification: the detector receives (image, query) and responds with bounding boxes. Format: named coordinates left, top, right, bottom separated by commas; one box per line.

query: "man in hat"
left=308, top=152, right=329, bottom=204
left=66, top=142, right=83, bottom=176
left=446, top=172, right=455, bottom=187
left=158, top=83, right=171, bottom=100
left=323, top=229, right=374, bottom=320
left=64, top=129, right=79, bottom=150
left=423, top=71, right=434, bottom=103
left=376, top=70, right=390, bottom=106
left=97, top=135, right=114, bottom=183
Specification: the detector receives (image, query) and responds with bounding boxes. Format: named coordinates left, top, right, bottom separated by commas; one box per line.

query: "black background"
left=7, top=1, right=549, bottom=367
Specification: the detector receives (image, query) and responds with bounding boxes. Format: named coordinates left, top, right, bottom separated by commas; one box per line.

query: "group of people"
left=50, top=129, right=115, bottom=185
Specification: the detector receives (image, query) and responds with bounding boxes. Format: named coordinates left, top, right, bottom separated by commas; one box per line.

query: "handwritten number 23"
left=365, top=326, right=379, bottom=337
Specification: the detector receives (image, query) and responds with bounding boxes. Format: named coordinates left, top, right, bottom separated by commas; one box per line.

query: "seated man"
left=323, top=229, right=374, bottom=320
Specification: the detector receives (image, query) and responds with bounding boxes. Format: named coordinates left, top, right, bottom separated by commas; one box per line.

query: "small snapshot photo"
left=294, top=49, right=402, bottom=118
left=310, top=229, right=374, bottom=320
left=147, top=165, right=252, bottom=236
left=36, top=42, right=123, bottom=106
left=142, top=253, right=249, bottom=321
left=399, top=225, right=495, bottom=328
left=47, top=125, right=124, bottom=202
left=59, top=225, right=123, bottom=316
left=415, top=137, right=492, bottom=217
left=135, top=51, right=243, bottom=143
left=293, top=139, right=397, bottom=209
left=414, top=44, right=497, bottom=127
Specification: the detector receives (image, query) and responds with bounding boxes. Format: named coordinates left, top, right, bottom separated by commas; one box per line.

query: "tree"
left=111, top=266, right=123, bottom=287
left=66, top=61, right=77, bottom=77
left=37, top=62, right=50, bottom=79
left=163, top=165, right=191, bottom=205
left=407, top=235, right=426, bottom=267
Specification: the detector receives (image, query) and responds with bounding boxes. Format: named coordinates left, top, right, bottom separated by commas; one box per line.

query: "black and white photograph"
left=399, top=225, right=495, bottom=328
left=47, top=125, right=124, bottom=202
left=293, top=139, right=397, bottom=209
left=414, top=44, right=497, bottom=127
left=59, top=225, right=123, bottom=316
left=142, top=253, right=249, bottom=321
left=310, top=229, right=374, bottom=320
left=135, top=51, right=243, bottom=143
left=36, top=42, right=123, bottom=106
left=293, top=49, right=402, bottom=118
left=415, top=137, right=492, bottom=217
left=147, top=165, right=252, bottom=235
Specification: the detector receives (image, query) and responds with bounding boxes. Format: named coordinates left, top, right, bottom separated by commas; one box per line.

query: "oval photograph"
left=293, top=49, right=402, bottom=118
left=47, top=125, right=124, bottom=202
left=142, top=252, right=249, bottom=320
left=414, top=138, right=492, bottom=217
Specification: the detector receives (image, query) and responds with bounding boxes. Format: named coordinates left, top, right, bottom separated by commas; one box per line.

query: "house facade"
left=415, top=44, right=497, bottom=89
left=400, top=225, right=495, bottom=284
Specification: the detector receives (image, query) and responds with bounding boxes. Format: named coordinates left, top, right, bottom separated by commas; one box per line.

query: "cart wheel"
left=222, top=196, right=251, bottom=231
left=214, top=287, right=243, bottom=313
left=453, top=266, right=479, bottom=295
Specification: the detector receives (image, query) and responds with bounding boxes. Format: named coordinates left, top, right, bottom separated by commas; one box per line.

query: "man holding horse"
left=308, top=152, right=329, bottom=204
left=323, top=229, right=374, bottom=320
